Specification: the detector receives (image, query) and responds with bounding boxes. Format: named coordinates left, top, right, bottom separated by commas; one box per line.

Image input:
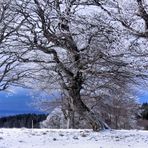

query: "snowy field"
left=0, top=129, right=148, bottom=148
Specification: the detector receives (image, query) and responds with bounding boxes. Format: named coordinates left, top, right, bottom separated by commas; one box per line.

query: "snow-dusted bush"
left=40, top=107, right=66, bottom=129
left=93, top=95, right=139, bottom=129
left=40, top=106, right=90, bottom=129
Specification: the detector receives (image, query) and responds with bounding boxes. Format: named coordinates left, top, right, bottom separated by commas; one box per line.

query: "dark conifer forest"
left=141, top=103, right=148, bottom=120
left=0, top=114, right=47, bottom=128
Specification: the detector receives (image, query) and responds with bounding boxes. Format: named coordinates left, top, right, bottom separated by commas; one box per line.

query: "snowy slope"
left=0, top=129, right=148, bottom=148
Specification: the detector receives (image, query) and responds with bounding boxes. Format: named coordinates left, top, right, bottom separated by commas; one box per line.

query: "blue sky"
left=0, top=88, right=44, bottom=117
left=0, top=87, right=147, bottom=117
left=138, top=91, right=148, bottom=103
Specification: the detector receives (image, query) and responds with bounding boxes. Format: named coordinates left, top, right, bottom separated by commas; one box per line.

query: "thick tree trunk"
left=69, top=83, right=110, bottom=131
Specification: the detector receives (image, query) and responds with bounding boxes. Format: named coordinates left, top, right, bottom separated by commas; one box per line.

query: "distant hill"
left=0, top=114, right=47, bottom=128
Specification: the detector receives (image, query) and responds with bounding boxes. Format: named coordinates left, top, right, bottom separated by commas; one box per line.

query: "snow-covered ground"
left=0, top=128, right=148, bottom=148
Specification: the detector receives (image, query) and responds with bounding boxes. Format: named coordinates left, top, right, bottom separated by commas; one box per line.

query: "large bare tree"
left=2, top=0, right=147, bottom=131
left=11, top=0, right=121, bottom=130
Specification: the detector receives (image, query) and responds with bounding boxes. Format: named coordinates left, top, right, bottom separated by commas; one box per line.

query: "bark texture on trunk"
left=69, top=80, right=110, bottom=131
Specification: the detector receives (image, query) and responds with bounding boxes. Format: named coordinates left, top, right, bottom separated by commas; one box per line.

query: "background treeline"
left=0, top=114, right=47, bottom=128
left=141, top=103, right=148, bottom=120
left=138, top=103, right=148, bottom=130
